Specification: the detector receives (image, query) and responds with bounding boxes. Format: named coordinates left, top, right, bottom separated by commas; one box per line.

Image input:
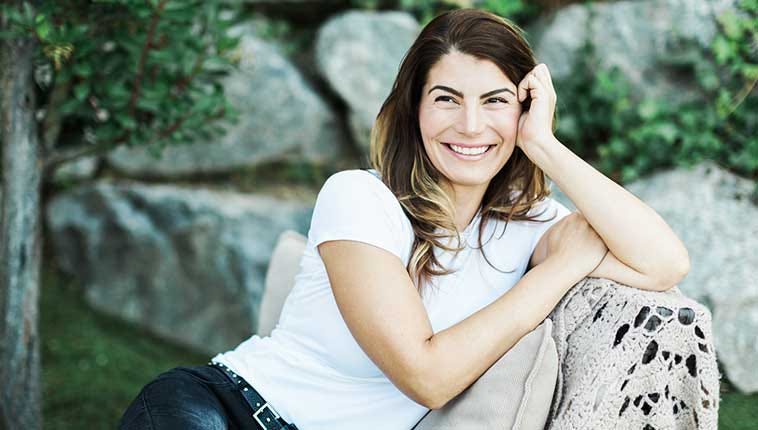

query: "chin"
left=436, top=165, right=496, bottom=188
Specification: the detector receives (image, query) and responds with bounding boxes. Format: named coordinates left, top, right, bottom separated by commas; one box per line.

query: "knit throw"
left=545, top=277, right=720, bottom=430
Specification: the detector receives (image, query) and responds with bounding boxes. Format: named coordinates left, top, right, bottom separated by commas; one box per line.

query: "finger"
left=540, top=64, right=555, bottom=94
left=521, top=73, right=545, bottom=102
left=534, top=64, right=555, bottom=95
left=518, top=73, right=536, bottom=102
left=518, top=66, right=538, bottom=102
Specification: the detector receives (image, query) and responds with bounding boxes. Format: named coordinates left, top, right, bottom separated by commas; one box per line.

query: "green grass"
left=719, top=378, right=758, bottom=430
left=40, top=266, right=758, bottom=429
left=40, top=267, right=208, bottom=428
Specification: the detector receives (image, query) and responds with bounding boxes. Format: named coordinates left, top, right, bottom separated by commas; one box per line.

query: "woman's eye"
left=487, top=97, right=508, bottom=104
left=435, top=95, right=456, bottom=103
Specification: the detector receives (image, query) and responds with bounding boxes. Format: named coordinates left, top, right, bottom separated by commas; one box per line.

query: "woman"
left=119, top=8, right=690, bottom=430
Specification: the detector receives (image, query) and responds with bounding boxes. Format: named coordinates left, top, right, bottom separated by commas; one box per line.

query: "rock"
left=315, top=10, right=419, bottom=151
left=106, top=22, right=348, bottom=177
left=551, top=160, right=758, bottom=393
left=528, top=0, right=736, bottom=106
left=51, top=155, right=99, bottom=183
left=45, top=180, right=314, bottom=354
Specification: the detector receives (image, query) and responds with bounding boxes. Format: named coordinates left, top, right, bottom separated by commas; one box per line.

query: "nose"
left=456, top=102, right=486, bottom=135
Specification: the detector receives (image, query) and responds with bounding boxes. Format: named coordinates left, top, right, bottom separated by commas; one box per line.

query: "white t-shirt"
left=212, top=168, right=571, bottom=430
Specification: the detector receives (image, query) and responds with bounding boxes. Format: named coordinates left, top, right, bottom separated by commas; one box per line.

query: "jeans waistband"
left=208, top=361, right=299, bottom=430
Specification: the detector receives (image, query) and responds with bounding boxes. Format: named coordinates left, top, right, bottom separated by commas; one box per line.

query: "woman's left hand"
left=516, top=63, right=558, bottom=154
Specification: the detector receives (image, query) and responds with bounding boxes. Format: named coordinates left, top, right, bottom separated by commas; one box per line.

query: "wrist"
left=543, top=253, right=595, bottom=287
left=522, top=134, right=561, bottom=169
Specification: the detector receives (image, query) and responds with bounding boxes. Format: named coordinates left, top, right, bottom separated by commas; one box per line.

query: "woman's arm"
left=319, top=212, right=606, bottom=410
left=515, top=64, right=689, bottom=289
left=421, top=253, right=589, bottom=408
left=530, top=212, right=682, bottom=291
left=524, top=136, right=690, bottom=289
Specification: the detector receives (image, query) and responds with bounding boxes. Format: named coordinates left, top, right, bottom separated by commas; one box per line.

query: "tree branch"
left=128, top=0, right=167, bottom=119
left=42, top=134, right=127, bottom=176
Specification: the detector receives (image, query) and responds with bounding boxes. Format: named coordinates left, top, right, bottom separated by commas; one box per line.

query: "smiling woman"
left=118, top=7, right=696, bottom=430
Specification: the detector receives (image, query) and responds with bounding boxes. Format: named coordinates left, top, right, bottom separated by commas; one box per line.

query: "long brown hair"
left=368, top=8, right=560, bottom=292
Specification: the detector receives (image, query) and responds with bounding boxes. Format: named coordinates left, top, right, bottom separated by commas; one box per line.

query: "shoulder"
left=322, top=169, right=385, bottom=191
left=310, top=169, right=411, bottom=261
left=319, top=169, right=399, bottom=208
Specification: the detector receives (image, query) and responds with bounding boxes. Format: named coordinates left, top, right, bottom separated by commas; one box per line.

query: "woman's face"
left=419, top=50, right=522, bottom=196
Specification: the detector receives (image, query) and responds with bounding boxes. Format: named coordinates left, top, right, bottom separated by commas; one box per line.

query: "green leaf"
left=656, top=122, right=678, bottom=143
left=712, top=36, right=732, bottom=64
left=74, top=83, right=89, bottom=101
left=22, top=2, right=34, bottom=23
left=637, top=99, right=659, bottom=121
left=718, top=11, right=743, bottom=39
left=73, top=61, right=92, bottom=78
left=36, top=20, right=50, bottom=40
left=136, top=97, right=161, bottom=112
left=116, top=113, right=137, bottom=130
left=742, top=64, right=758, bottom=80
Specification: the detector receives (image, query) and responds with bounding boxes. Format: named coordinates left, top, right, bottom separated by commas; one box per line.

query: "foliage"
left=554, top=0, right=757, bottom=191
left=348, top=0, right=540, bottom=26
left=0, top=0, right=243, bottom=168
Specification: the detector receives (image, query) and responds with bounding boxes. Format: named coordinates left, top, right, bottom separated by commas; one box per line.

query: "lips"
left=442, top=142, right=493, bottom=149
left=442, top=141, right=495, bottom=159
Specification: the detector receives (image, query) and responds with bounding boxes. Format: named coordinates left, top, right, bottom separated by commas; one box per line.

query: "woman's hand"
left=516, top=63, right=557, bottom=154
left=544, top=212, right=609, bottom=277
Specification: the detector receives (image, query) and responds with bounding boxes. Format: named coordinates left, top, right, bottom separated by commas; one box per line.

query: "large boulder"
left=528, top=0, right=736, bottom=106
left=315, top=10, right=419, bottom=151
left=552, top=160, right=758, bottom=393
left=45, top=180, right=314, bottom=354
left=107, top=22, right=348, bottom=177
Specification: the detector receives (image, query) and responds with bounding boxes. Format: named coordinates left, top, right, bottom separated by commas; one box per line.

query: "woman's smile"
left=441, top=141, right=497, bottom=161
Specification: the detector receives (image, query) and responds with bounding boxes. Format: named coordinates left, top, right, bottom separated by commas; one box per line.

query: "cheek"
left=488, top=109, right=521, bottom=137
left=418, top=107, right=454, bottom=139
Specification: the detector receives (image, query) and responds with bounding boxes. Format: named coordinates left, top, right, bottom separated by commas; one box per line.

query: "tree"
left=0, top=1, right=241, bottom=427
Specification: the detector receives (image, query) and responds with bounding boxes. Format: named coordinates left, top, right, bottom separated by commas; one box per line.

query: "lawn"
left=40, top=266, right=758, bottom=429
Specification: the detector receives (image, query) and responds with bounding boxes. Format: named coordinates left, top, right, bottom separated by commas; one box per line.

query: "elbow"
left=422, top=384, right=452, bottom=410
left=406, top=366, right=450, bottom=410
left=418, top=390, right=449, bottom=410
left=406, top=345, right=453, bottom=410
left=656, top=253, right=691, bottom=291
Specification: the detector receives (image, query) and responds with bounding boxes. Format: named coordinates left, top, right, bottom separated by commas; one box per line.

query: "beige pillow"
left=258, top=230, right=307, bottom=337
left=411, top=319, right=558, bottom=430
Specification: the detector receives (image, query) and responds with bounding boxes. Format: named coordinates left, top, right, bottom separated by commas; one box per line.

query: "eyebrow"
left=427, top=85, right=516, bottom=99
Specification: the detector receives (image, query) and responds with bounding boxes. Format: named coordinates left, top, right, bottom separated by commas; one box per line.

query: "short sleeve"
left=528, top=196, right=573, bottom=258
left=308, top=170, right=406, bottom=261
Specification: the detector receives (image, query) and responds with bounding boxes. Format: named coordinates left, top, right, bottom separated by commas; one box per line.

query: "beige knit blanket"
left=545, top=277, right=721, bottom=430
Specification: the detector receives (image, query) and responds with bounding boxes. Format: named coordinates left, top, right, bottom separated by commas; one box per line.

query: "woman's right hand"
left=543, top=211, right=608, bottom=276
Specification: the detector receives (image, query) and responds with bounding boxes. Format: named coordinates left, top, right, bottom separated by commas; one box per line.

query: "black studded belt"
left=208, top=361, right=299, bottom=430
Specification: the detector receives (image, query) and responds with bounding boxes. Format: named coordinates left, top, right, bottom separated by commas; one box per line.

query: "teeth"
left=449, top=144, right=489, bottom=155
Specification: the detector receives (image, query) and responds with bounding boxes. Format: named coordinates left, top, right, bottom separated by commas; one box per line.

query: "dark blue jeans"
left=118, top=364, right=289, bottom=429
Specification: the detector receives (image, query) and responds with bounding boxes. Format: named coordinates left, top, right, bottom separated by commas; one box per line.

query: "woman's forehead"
left=426, top=52, right=516, bottom=92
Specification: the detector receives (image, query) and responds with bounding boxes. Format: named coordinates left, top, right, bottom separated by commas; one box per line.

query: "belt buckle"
left=253, top=403, right=280, bottom=429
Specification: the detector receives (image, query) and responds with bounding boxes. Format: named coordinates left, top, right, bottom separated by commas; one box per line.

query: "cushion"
left=411, top=318, right=558, bottom=430
left=258, top=230, right=307, bottom=337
